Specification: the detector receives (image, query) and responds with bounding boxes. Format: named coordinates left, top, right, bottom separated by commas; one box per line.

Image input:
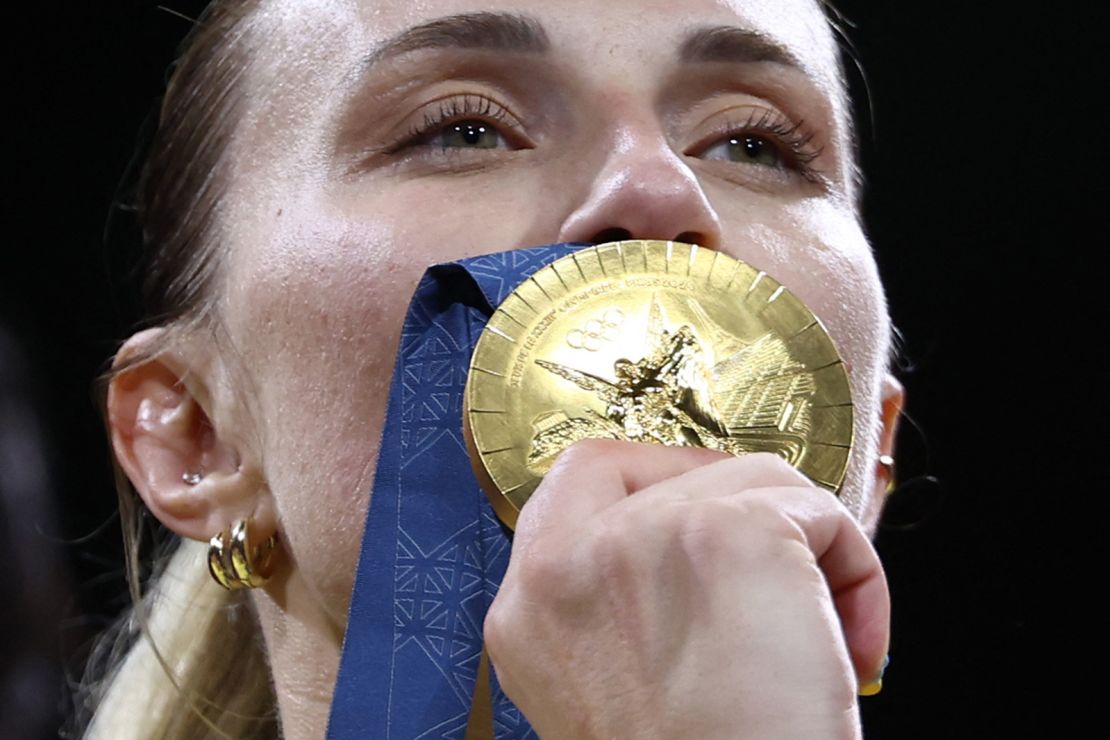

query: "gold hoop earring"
left=207, top=519, right=277, bottom=590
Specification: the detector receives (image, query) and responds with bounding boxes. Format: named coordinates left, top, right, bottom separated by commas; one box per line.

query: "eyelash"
left=388, top=94, right=522, bottom=153
left=695, top=107, right=825, bottom=182
left=388, top=95, right=825, bottom=183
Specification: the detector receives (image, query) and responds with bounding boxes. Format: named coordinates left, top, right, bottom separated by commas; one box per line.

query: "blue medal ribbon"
left=328, top=243, right=587, bottom=739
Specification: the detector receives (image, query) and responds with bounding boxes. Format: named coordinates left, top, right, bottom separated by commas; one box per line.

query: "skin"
left=108, top=0, right=904, bottom=737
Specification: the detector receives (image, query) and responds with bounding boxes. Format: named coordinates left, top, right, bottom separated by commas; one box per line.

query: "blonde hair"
left=80, top=541, right=276, bottom=739
left=76, top=2, right=277, bottom=737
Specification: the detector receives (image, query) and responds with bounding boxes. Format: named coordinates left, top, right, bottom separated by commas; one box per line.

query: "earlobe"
left=107, top=329, right=273, bottom=542
left=873, top=373, right=905, bottom=494
left=877, top=374, right=905, bottom=464
left=860, top=373, right=905, bottom=533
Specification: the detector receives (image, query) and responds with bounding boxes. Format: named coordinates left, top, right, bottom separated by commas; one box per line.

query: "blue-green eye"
left=430, top=120, right=504, bottom=149
left=689, top=107, right=824, bottom=183
left=701, top=135, right=782, bottom=168
left=396, top=94, right=527, bottom=156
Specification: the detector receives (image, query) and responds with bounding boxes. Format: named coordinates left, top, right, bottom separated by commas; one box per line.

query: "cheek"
left=786, top=204, right=891, bottom=517
left=217, top=176, right=574, bottom=619
left=713, top=195, right=891, bottom=514
left=776, top=200, right=890, bottom=402
left=328, top=172, right=571, bottom=258
left=222, top=208, right=426, bottom=618
left=714, top=198, right=887, bottom=365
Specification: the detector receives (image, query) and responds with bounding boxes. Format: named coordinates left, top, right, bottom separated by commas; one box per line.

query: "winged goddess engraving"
left=527, top=295, right=817, bottom=471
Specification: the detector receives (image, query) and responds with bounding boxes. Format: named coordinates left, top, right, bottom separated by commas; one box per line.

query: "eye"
left=423, top=120, right=507, bottom=150
left=700, top=135, right=783, bottom=168
left=389, top=94, right=529, bottom=157
left=686, top=107, right=824, bottom=183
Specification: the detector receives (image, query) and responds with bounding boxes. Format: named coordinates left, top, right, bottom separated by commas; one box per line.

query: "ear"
left=107, top=328, right=276, bottom=542
left=861, top=373, right=905, bottom=533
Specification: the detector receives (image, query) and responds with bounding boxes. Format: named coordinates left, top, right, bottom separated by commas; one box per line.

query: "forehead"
left=249, top=0, right=843, bottom=92
left=236, top=0, right=849, bottom=190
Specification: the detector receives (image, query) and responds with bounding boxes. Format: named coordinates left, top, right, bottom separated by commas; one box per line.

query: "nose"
left=556, top=128, right=722, bottom=248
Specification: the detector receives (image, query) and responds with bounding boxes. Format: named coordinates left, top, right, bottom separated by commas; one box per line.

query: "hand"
left=484, top=440, right=889, bottom=739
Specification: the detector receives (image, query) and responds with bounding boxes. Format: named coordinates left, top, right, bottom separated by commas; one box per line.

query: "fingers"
left=513, top=439, right=727, bottom=548
left=519, top=441, right=809, bottom=541
left=514, top=439, right=890, bottom=690
left=632, top=450, right=814, bottom=504
left=817, top=509, right=890, bottom=690
left=740, top=485, right=890, bottom=691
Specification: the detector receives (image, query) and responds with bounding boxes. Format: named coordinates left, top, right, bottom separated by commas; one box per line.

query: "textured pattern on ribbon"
left=328, top=244, right=586, bottom=739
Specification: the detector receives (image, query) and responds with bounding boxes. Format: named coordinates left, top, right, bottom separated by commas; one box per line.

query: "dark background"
left=5, top=1, right=1099, bottom=737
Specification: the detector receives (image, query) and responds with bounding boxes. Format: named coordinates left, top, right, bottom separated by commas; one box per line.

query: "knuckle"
left=550, top=437, right=621, bottom=472
left=510, top=530, right=590, bottom=599
left=733, top=494, right=802, bottom=538
left=586, top=516, right=640, bottom=579
left=514, top=516, right=643, bottom=605
left=515, top=539, right=576, bottom=596
left=483, top=595, right=513, bottom=656
left=743, top=501, right=811, bottom=558
left=677, top=496, right=803, bottom=564
left=673, top=500, right=737, bottom=564
left=676, top=498, right=735, bottom=541
left=537, top=438, right=619, bottom=495
left=732, top=451, right=809, bottom=483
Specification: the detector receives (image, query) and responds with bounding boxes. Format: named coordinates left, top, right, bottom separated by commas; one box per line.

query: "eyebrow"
left=359, top=13, right=802, bottom=73
left=361, top=12, right=550, bottom=67
left=678, top=25, right=804, bottom=69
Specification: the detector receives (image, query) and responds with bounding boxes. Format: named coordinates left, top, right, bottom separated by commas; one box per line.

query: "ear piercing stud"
left=877, top=454, right=895, bottom=495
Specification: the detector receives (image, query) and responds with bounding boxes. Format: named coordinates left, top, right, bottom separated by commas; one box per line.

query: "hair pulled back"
left=78, top=3, right=277, bottom=738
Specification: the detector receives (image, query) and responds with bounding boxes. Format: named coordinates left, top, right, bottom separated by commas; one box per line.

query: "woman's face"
left=214, top=0, right=891, bottom=627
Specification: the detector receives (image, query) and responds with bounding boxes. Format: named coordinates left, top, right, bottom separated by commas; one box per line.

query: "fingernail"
left=858, top=654, right=889, bottom=697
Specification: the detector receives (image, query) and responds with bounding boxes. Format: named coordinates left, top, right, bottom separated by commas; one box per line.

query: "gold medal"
left=464, top=241, right=853, bottom=529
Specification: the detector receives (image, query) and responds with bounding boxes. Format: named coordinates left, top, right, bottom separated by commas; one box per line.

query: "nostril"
left=587, top=229, right=708, bottom=246
left=590, top=228, right=632, bottom=245
left=674, top=231, right=706, bottom=246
